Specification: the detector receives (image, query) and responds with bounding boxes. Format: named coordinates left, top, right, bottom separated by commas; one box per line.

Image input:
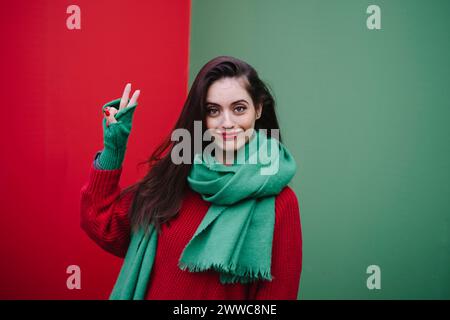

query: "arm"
left=248, top=187, right=302, bottom=300
left=80, top=154, right=134, bottom=258
left=80, top=84, right=140, bottom=257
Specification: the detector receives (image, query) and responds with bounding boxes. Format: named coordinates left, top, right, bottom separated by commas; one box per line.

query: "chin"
left=213, top=137, right=246, bottom=153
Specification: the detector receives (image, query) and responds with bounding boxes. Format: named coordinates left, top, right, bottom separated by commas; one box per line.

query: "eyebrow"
left=205, top=99, right=249, bottom=106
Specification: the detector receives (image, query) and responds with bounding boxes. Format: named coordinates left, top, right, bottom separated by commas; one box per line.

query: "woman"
left=80, top=56, right=302, bottom=300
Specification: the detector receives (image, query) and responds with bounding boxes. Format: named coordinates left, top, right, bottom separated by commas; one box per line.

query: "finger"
left=119, top=83, right=131, bottom=110
left=127, top=90, right=140, bottom=108
left=104, top=107, right=118, bottom=125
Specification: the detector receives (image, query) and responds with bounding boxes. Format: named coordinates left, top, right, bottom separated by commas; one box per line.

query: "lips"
left=220, top=131, right=241, bottom=140
left=222, top=133, right=238, bottom=140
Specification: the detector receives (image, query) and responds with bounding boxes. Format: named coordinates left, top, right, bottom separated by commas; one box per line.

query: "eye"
left=206, top=106, right=219, bottom=116
left=234, top=105, right=247, bottom=113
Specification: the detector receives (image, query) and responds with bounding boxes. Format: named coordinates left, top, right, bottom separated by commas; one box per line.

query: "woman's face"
left=205, top=77, right=261, bottom=155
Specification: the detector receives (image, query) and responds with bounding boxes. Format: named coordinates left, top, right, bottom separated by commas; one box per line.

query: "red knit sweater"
left=80, top=163, right=302, bottom=300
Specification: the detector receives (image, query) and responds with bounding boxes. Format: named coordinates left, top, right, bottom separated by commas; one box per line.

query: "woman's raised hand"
left=104, top=83, right=140, bottom=126
left=97, top=83, right=141, bottom=170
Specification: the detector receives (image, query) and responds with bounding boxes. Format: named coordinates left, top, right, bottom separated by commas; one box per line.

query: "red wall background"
left=0, top=0, right=190, bottom=299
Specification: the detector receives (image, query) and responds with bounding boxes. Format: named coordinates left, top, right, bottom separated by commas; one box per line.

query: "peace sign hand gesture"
left=103, top=83, right=140, bottom=126
left=98, top=83, right=141, bottom=170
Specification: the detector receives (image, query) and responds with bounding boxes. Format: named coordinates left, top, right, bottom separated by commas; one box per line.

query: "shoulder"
left=275, top=186, right=299, bottom=211
left=274, top=186, right=301, bottom=223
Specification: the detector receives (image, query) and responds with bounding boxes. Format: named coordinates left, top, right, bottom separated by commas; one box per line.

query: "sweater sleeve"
left=248, top=186, right=302, bottom=300
left=80, top=157, right=134, bottom=258
left=93, top=150, right=105, bottom=170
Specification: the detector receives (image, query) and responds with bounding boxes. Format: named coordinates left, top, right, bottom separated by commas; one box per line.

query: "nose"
left=221, top=110, right=235, bottom=129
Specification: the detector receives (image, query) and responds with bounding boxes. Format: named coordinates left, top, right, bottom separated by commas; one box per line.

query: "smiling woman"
left=205, top=77, right=262, bottom=165
left=80, top=56, right=302, bottom=300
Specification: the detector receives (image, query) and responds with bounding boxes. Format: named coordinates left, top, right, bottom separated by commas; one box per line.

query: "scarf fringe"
left=178, top=261, right=273, bottom=284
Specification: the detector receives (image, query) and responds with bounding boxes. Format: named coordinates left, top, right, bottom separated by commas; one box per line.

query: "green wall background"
left=189, top=0, right=450, bottom=299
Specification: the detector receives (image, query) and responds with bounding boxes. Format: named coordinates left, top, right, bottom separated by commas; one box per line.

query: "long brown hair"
left=120, top=56, right=283, bottom=232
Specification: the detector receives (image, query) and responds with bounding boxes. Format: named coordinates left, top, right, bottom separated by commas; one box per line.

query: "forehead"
left=206, top=77, right=251, bottom=103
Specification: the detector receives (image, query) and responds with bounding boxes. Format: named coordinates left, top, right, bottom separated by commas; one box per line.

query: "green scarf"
left=109, top=130, right=297, bottom=300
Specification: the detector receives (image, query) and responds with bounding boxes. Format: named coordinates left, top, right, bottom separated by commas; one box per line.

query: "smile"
left=220, top=131, right=241, bottom=140
left=222, top=134, right=238, bottom=140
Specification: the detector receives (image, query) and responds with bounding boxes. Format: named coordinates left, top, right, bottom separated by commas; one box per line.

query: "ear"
left=256, top=103, right=263, bottom=119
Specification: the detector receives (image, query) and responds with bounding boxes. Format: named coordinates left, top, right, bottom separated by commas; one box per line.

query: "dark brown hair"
left=120, top=56, right=283, bottom=233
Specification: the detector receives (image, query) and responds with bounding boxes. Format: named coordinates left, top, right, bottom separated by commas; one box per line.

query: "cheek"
left=238, top=114, right=257, bottom=130
left=205, top=117, right=216, bottom=130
